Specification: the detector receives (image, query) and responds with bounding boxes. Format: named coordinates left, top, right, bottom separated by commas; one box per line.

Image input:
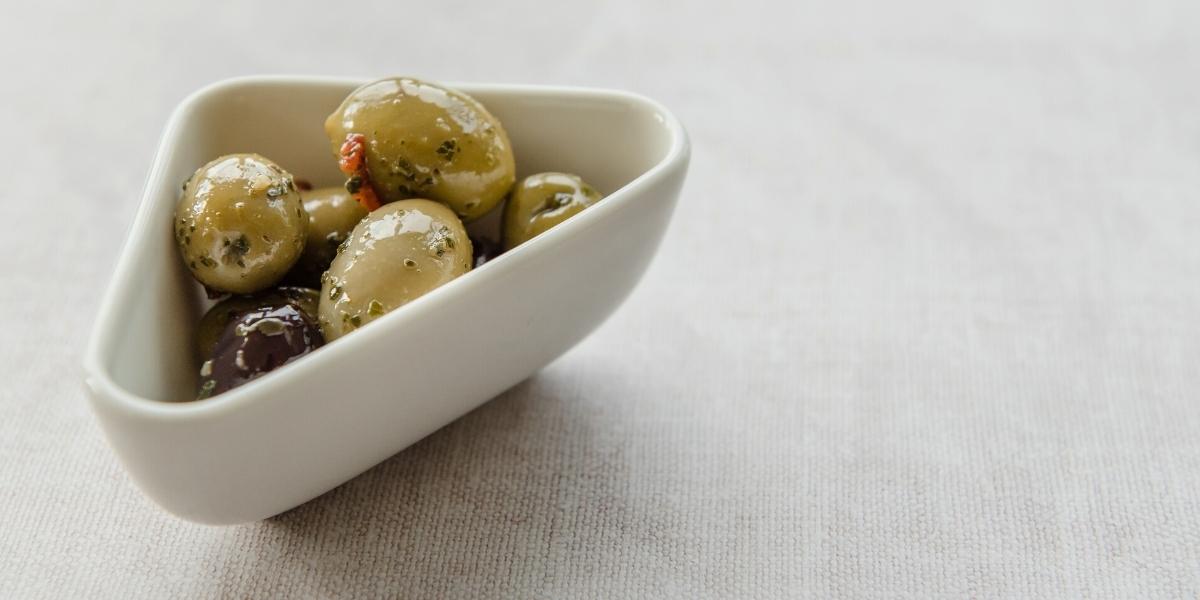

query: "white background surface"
left=3, top=0, right=1200, bottom=597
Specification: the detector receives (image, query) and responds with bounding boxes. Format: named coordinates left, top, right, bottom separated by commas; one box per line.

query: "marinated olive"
left=175, top=154, right=308, bottom=294
left=324, top=77, right=516, bottom=221
left=195, top=287, right=320, bottom=361
left=196, top=304, right=324, bottom=399
left=503, top=172, right=602, bottom=250
left=319, top=200, right=472, bottom=341
left=286, top=186, right=368, bottom=287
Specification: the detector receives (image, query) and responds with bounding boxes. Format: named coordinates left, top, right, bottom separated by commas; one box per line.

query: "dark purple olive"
left=470, top=235, right=502, bottom=268
left=196, top=304, right=323, bottom=399
left=195, top=287, right=319, bottom=361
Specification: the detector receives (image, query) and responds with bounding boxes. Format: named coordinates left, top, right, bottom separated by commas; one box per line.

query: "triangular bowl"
left=83, top=76, right=689, bottom=524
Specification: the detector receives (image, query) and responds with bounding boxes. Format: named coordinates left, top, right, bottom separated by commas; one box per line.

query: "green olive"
left=324, top=77, right=516, bottom=221
left=503, top=172, right=603, bottom=250
left=175, top=154, right=308, bottom=294
left=319, top=199, right=472, bottom=341
left=195, top=287, right=320, bottom=361
left=286, top=186, right=368, bottom=287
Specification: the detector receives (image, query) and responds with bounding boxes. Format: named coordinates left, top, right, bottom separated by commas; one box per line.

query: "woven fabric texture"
left=2, top=1, right=1199, bottom=597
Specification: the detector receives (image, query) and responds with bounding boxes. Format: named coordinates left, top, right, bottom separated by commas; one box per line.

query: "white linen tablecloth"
left=2, top=0, right=1198, bottom=597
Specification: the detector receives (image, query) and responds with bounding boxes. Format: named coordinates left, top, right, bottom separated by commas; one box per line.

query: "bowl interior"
left=96, top=78, right=680, bottom=403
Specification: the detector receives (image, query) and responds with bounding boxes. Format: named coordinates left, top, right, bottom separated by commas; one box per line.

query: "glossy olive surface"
left=287, top=186, right=368, bottom=287
left=503, top=172, right=603, bottom=250
left=175, top=154, right=308, bottom=294
left=196, top=304, right=324, bottom=399
left=324, top=77, right=516, bottom=221
left=195, top=287, right=320, bottom=361
left=319, top=199, right=472, bottom=341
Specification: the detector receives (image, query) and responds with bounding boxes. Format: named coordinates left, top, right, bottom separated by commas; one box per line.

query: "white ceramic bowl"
left=82, top=76, right=689, bottom=524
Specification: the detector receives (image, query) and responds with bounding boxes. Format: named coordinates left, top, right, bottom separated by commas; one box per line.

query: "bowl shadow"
left=211, top=365, right=637, bottom=596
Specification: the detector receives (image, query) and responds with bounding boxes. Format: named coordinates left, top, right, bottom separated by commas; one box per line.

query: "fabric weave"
left=1, top=0, right=1199, bottom=597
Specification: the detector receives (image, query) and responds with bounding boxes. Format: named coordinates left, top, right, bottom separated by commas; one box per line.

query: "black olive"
left=195, top=287, right=320, bottom=362
left=196, top=304, right=323, bottom=399
left=470, top=235, right=502, bottom=268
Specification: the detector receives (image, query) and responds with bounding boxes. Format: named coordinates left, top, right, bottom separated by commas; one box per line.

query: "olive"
left=470, top=235, right=502, bottom=268
left=196, top=304, right=323, bottom=399
left=503, top=172, right=602, bottom=250
left=324, top=77, right=516, bottom=221
left=286, top=186, right=368, bottom=287
left=195, top=287, right=320, bottom=362
left=319, top=199, right=472, bottom=341
left=195, top=287, right=320, bottom=361
left=175, top=154, right=308, bottom=294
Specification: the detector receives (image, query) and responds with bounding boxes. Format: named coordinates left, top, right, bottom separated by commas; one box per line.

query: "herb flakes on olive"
left=175, top=154, right=308, bottom=294
left=319, top=199, right=472, bottom=342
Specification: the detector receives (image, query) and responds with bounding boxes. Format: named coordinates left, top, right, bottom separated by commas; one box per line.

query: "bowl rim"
left=82, top=75, right=690, bottom=420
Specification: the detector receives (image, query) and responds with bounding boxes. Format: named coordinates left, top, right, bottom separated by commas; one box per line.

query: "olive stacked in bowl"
left=175, top=77, right=604, bottom=400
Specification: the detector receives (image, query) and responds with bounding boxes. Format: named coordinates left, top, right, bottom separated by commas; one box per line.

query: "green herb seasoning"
left=341, top=312, right=362, bottom=329
left=197, top=379, right=217, bottom=399
left=367, top=300, right=385, bottom=316
left=222, top=234, right=251, bottom=265
left=395, top=157, right=416, bottom=180
left=436, top=139, right=459, bottom=161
